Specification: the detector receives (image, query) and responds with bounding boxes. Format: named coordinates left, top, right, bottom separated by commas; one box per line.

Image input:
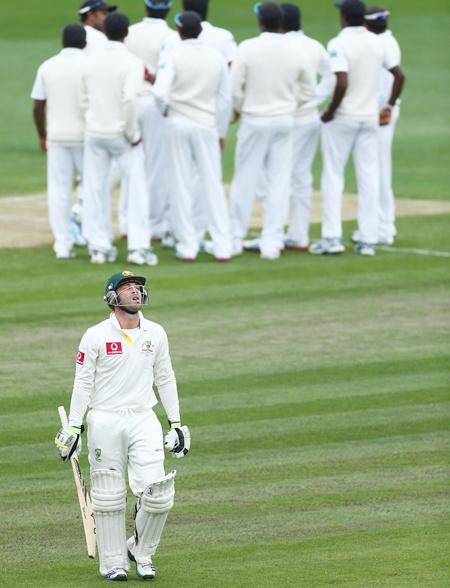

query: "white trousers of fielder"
left=320, top=118, right=379, bottom=244
left=139, top=94, right=170, bottom=239
left=230, top=116, right=294, bottom=256
left=82, top=135, right=151, bottom=253
left=286, top=117, right=321, bottom=246
left=47, top=143, right=83, bottom=256
left=167, top=117, right=232, bottom=259
left=378, top=106, right=400, bottom=240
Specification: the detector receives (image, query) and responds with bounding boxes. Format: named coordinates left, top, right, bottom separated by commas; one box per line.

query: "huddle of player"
left=31, top=0, right=405, bottom=264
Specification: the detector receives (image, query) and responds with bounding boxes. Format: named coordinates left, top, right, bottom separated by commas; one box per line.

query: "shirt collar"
left=60, top=48, right=84, bottom=55
left=143, top=17, right=167, bottom=25
left=260, top=32, right=284, bottom=38
left=106, top=40, right=127, bottom=50
left=109, top=311, right=149, bottom=331
left=340, top=26, right=367, bottom=34
left=182, top=38, right=202, bottom=45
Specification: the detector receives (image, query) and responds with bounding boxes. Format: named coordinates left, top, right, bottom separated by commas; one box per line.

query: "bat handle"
left=58, top=405, right=69, bottom=428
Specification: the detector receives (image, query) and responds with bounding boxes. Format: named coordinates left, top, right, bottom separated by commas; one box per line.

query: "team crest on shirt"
left=106, top=341, right=123, bottom=355
left=76, top=351, right=85, bottom=366
left=141, top=340, right=154, bottom=353
left=95, top=448, right=102, bottom=462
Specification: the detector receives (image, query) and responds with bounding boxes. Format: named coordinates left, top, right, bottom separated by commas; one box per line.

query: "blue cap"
left=79, top=1, right=117, bottom=15
left=253, top=2, right=262, bottom=14
left=145, top=0, right=172, bottom=9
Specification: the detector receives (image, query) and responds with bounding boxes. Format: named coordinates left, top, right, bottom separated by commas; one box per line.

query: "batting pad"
left=91, top=469, right=129, bottom=576
left=134, top=470, right=176, bottom=563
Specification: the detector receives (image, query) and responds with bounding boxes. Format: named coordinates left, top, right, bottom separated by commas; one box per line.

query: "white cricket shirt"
left=231, top=32, right=315, bottom=118
left=84, top=25, right=108, bottom=55
left=378, top=30, right=401, bottom=108
left=152, top=38, right=232, bottom=137
left=31, top=48, right=87, bottom=144
left=125, top=17, right=178, bottom=95
left=327, top=26, right=398, bottom=122
left=81, top=41, right=144, bottom=142
left=199, top=21, right=237, bottom=63
left=69, top=311, right=180, bottom=426
left=285, top=30, right=334, bottom=122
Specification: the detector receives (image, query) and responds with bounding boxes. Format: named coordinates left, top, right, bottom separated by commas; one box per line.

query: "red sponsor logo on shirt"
left=106, top=342, right=123, bottom=355
left=76, top=351, right=85, bottom=366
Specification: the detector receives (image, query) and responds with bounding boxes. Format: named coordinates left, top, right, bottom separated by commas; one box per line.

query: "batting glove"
left=164, top=421, right=191, bottom=458
left=54, top=425, right=84, bottom=462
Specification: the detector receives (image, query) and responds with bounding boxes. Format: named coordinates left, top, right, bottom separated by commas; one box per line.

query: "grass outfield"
left=1, top=214, right=449, bottom=587
left=1, top=0, right=450, bottom=197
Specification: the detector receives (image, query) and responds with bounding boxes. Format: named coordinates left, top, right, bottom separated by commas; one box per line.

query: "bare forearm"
left=388, top=66, right=405, bottom=107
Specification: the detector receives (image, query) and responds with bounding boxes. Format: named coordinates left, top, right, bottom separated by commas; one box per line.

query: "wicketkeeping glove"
left=164, top=422, right=191, bottom=458
left=54, top=425, right=84, bottom=462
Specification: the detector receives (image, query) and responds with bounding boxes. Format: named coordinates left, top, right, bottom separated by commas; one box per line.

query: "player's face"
left=93, top=9, right=109, bottom=31
left=116, top=281, right=143, bottom=313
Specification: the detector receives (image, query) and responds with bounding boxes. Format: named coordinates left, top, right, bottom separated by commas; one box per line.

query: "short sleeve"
left=31, top=65, right=46, bottom=100
left=327, top=38, right=348, bottom=73
left=383, top=36, right=401, bottom=71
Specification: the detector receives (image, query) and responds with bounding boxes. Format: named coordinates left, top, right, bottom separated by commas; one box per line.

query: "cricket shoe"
left=309, top=238, right=345, bottom=255
left=232, top=239, right=243, bottom=256
left=243, top=238, right=260, bottom=253
left=127, top=249, right=159, bottom=266
left=161, top=232, right=176, bottom=249
left=127, top=539, right=156, bottom=580
left=105, top=568, right=128, bottom=582
left=355, top=242, right=376, bottom=256
left=56, top=248, right=76, bottom=260
left=284, top=238, right=309, bottom=251
left=260, top=250, right=281, bottom=260
left=202, top=240, right=231, bottom=262
left=377, top=234, right=395, bottom=245
left=90, top=246, right=118, bottom=264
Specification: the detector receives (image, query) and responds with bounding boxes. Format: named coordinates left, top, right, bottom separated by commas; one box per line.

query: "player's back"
left=199, top=21, right=237, bottom=63
left=126, top=18, right=177, bottom=73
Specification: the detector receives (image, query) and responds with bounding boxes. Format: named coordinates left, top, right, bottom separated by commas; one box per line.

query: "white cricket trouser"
left=286, top=117, right=321, bottom=246
left=83, top=135, right=150, bottom=253
left=167, top=117, right=232, bottom=259
left=230, top=117, right=294, bottom=256
left=87, top=408, right=165, bottom=496
left=378, top=106, right=400, bottom=240
left=320, top=118, right=379, bottom=243
left=139, top=94, right=170, bottom=239
left=108, top=161, right=126, bottom=237
left=46, top=143, right=83, bottom=256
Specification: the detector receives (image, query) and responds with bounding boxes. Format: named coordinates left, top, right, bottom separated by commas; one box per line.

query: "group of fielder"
left=32, top=0, right=405, bottom=264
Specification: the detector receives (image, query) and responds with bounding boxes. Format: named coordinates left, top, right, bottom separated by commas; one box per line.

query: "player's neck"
left=114, top=309, right=140, bottom=330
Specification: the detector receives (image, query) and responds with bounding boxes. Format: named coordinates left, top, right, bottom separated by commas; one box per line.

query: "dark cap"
left=335, top=0, right=366, bottom=18
left=79, top=1, right=117, bottom=15
left=105, top=270, right=146, bottom=296
left=174, top=11, right=202, bottom=37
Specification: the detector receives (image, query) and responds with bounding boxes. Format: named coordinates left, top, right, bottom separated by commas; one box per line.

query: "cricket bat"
left=58, top=406, right=96, bottom=559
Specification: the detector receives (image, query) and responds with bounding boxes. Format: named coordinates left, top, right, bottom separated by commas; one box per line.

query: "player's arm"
left=123, top=61, right=144, bottom=145
left=153, top=329, right=191, bottom=458
left=380, top=39, right=405, bottom=124
left=216, top=60, right=233, bottom=149
left=31, top=66, right=47, bottom=153
left=321, top=40, right=348, bottom=123
left=151, top=56, right=176, bottom=117
left=315, top=46, right=335, bottom=105
left=229, top=46, right=246, bottom=123
left=32, top=100, right=47, bottom=153
left=386, top=65, right=405, bottom=108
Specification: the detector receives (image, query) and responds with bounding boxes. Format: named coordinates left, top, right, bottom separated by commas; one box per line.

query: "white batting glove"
left=164, top=422, right=191, bottom=458
left=54, top=425, right=83, bottom=462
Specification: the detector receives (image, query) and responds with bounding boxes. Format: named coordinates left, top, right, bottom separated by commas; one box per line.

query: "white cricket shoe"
left=232, top=239, right=243, bottom=256
left=378, top=235, right=395, bottom=245
left=105, top=567, right=128, bottom=581
left=127, top=538, right=156, bottom=580
left=127, top=249, right=159, bottom=266
left=309, top=238, right=345, bottom=255
left=260, top=249, right=280, bottom=260
left=355, top=242, right=376, bottom=256
left=243, top=238, right=260, bottom=253
left=90, top=246, right=117, bottom=264
left=161, top=232, right=176, bottom=249
left=56, top=249, right=75, bottom=260
left=284, top=238, right=309, bottom=251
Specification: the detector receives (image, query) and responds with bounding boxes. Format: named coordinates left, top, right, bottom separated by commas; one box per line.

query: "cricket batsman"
left=55, top=270, right=190, bottom=581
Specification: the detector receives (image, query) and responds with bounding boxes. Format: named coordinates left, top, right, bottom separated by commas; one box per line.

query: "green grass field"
left=1, top=213, right=449, bottom=587
left=1, top=0, right=450, bottom=586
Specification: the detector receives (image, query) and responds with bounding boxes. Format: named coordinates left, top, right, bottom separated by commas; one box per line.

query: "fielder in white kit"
left=81, top=12, right=157, bottom=266
left=31, top=24, right=88, bottom=260
left=125, top=0, right=177, bottom=242
left=152, top=11, right=233, bottom=261
left=55, top=270, right=191, bottom=581
left=230, top=2, right=315, bottom=260
left=310, top=0, right=404, bottom=257
left=364, top=5, right=404, bottom=244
